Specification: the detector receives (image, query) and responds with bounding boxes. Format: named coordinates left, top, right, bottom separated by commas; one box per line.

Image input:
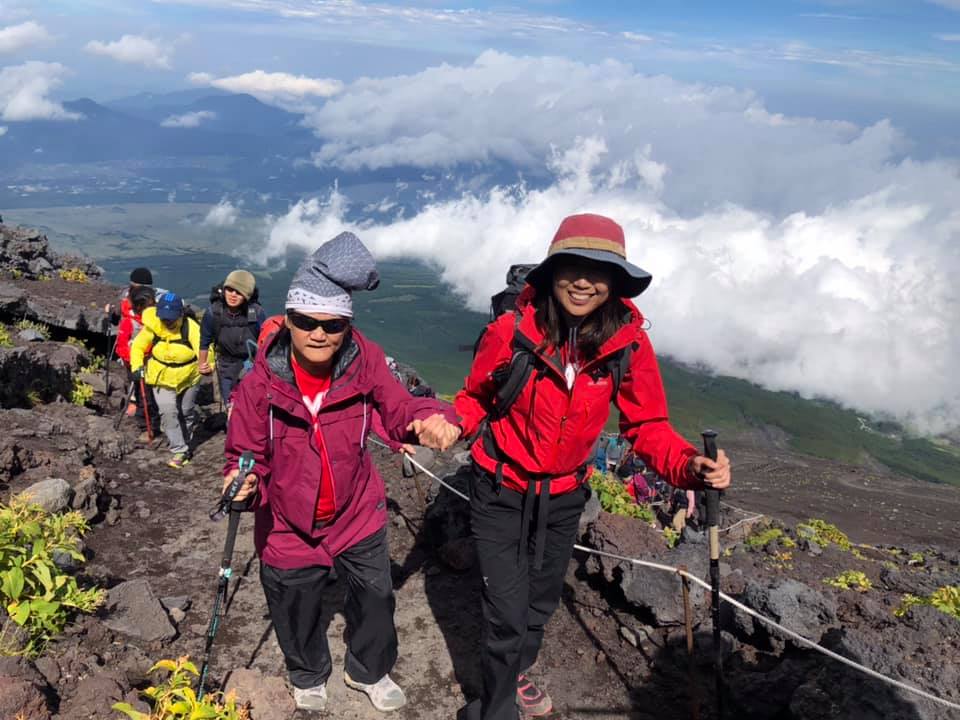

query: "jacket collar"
left=514, top=285, right=642, bottom=369
left=263, top=327, right=362, bottom=397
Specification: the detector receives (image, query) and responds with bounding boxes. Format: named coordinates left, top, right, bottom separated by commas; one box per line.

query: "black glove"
left=133, top=367, right=145, bottom=380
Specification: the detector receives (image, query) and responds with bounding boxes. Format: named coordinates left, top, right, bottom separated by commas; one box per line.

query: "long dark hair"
left=530, top=267, right=628, bottom=360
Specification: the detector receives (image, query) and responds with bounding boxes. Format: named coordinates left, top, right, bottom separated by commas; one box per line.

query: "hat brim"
left=525, top=248, right=652, bottom=297
left=156, top=308, right=182, bottom=320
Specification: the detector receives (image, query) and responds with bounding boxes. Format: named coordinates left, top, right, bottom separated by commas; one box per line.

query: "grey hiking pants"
left=153, top=384, right=198, bottom=454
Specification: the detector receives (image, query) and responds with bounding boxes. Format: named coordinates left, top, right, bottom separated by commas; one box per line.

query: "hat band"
left=549, top=236, right=626, bottom=258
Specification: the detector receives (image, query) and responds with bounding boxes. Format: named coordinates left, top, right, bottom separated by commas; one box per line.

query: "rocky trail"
left=1, top=225, right=959, bottom=720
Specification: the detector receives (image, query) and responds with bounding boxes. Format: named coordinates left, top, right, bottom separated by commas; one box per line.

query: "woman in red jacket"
left=223, top=232, right=458, bottom=713
left=451, top=213, right=732, bottom=720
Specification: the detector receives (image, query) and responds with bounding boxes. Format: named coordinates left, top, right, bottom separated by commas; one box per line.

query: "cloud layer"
left=256, top=53, right=960, bottom=432
left=189, top=69, right=342, bottom=106
left=161, top=109, right=215, bottom=128
left=203, top=198, right=240, bottom=227
left=85, top=34, right=173, bottom=69
left=0, top=20, right=50, bottom=53
left=0, top=61, right=79, bottom=121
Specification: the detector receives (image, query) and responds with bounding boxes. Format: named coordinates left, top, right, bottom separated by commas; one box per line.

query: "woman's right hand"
left=223, top=468, right=258, bottom=502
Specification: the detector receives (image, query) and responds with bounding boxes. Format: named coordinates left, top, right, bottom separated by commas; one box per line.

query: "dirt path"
left=85, top=421, right=646, bottom=719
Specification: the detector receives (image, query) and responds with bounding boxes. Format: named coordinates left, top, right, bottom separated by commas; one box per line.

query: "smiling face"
left=223, top=286, right=245, bottom=309
left=286, top=311, right=349, bottom=371
left=552, top=257, right=613, bottom=319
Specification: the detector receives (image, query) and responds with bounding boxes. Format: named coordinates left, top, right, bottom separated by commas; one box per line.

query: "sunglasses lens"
left=288, top=313, right=348, bottom=334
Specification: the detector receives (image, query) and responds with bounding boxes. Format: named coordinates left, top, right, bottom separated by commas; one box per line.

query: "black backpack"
left=489, top=264, right=537, bottom=320
left=207, top=283, right=262, bottom=341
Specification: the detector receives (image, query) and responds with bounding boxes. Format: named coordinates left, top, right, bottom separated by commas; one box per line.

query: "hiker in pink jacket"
left=223, top=232, right=459, bottom=713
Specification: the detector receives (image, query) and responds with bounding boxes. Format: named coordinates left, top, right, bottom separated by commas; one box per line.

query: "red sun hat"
left=524, top=213, right=652, bottom=297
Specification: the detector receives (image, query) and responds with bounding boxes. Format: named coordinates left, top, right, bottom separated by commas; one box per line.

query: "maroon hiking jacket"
left=224, top=327, right=456, bottom=569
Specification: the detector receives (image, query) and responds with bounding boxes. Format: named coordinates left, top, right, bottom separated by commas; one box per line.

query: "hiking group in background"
left=105, top=212, right=732, bottom=719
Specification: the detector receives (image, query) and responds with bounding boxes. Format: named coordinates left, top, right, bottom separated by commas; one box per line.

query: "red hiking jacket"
left=224, top=327, right=456, bottom=569
left=455, top=287, right=701, bottom=496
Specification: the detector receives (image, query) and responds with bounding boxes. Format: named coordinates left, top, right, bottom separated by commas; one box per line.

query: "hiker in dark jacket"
left=446, top=213, right=732, bottom=720
left=198, top=269, right=266, bottom=408
left=223, top=232, right=459, bottom=714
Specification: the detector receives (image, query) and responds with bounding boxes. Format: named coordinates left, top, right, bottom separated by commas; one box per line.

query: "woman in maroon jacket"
left=223, top=232, right=458, bottom=713
left=450, top=214, right=732, bottom=720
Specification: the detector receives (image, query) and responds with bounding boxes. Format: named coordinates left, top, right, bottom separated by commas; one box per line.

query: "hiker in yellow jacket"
left=130, top=292, right=212, bottom=469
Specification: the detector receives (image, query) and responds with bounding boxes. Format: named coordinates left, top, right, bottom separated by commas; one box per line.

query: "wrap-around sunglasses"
left=286, top=311, right=350, bottom=334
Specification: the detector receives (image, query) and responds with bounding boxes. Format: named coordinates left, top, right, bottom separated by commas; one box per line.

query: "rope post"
left=679, top=566, right=700, bottom=720
left=702, top=430, right=723, bottom=719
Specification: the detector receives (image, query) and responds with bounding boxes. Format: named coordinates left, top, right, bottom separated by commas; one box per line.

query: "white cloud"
left=935, top=33, right=960, bottom=41
left=622, top=31, right=653, bottom=43
left=161, top=109, right=216, bottom=128
left=188, top=69, right=342, bottom=106
left=928, top=0, right=960, bottom=10
left=84, top=34, right=173, bottom=69
left=0, top=20, right=50, bottom=53
left=0, top=61, right=80, bottom=121
left=0, top=125, right=6, bottom=136
left=255, top=53, right=960, bottom=433
left=202, top=198, right=240, bottom=227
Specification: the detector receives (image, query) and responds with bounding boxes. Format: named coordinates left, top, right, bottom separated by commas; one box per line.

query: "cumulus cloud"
left=0, top=125, right=6, bottom=136
left=0, top=61, right=80, bottom=121
left=202, top=198, right=241, bottom=227
left=303, top=52, right=956, bottom=219
left=84, top=34, right=173, bottom=69
left=0, top=20, right=50, bottom=53
left=256, top=53, right=960, bottom=432
left=188, top=69, right=342, bottom=106
left=161, top=110, right=215, bottom=128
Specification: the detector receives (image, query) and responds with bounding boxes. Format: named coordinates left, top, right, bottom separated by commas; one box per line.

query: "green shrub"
left=744, top=525, right=796, bottom=551
left=797, top=518, right=851, bottom=551
left=588, top=471, right=654, bottom=522
left=662, top=526, right=680, bottom=548
left=58, top=267, right=89, bottom=283
left=824, top=570, right=872, bottom=592
left=0, top=498, right=104, bottom=655
left=896, top=586, right=960, bottom=620
left=908, top=552, right=925, bottom=567
left=70, top=377, right=94, bottom=406
left=113, top=656, right=250, bottom=719
left=0, top=326, right=10, bottom=348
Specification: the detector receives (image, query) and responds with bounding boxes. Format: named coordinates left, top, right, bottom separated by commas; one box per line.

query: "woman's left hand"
left=689, top=449, right=731, bottom=490
left=408, top=414, right=461, bottom=451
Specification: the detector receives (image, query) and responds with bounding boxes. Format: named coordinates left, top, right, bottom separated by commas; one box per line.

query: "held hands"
left=689, top=449, right=731, bottom=490
left=222, top=468, right=258, bottom=503
left=407, top=414, right=461, bottom=452
left=198, top=361, right=213, bottom=375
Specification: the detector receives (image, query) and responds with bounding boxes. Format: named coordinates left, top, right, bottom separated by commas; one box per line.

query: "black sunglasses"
left=223, top=286, right=242, bottom=294
left=287, top=311, right=350, bottom=334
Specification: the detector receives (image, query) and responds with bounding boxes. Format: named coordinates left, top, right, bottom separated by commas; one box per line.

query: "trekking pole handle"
left=701, top=430, right=720, bottom=527
left=210, top=451, right=255, bottom=521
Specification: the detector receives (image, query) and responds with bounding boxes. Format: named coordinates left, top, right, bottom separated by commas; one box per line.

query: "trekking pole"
left=701, top=430, right=723, bottom=718
left=104, top=328, right=120, bottom=402
left=113, top=381, right=136, bottom=431
left=198, top=451, right=255, bottom=699
left=139, top=375, right=154, bottom=442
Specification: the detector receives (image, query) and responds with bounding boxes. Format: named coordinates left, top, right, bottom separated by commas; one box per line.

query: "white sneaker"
left=344, top=671, right=406, bottom=712
left=293, top=683, right=328, bottom=711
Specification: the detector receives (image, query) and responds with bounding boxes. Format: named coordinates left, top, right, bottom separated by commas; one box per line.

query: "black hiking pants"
left=259, top=526, right=398, bottom=690
left=468, top=467, right=588, bottom=720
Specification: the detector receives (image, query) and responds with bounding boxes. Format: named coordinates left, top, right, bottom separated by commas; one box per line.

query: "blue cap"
left=156, top=292, right=184, bottom=320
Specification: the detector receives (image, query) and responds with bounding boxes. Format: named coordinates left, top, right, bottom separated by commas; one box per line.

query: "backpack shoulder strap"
left=608, top=341, right=636, bottom=399
left=489, top=312, right=538, bottom=420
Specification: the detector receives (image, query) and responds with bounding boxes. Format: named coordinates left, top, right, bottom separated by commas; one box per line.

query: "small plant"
left=58, top=267, right=89, bottom=283
left=824, top=570, right=872, bottom=592
left=65, top=336, right=88, bottom=351
left=113, top=656, right=250, bottom=720
left=0, top=498, right=104, bottom=655
left=908, top=552, right=925, bottom=567
left=896, top=586, right=960, bottom=620
left=25, top=389, right=43, bottom=407
left=70, top=377, right=94, bottom=406
left=588, top=471, right=654, bottom=522
left=851, top=548, right=866, bottom=560
left=662, top=526, right=680, bottom=548
left=14, top=319, right=49, bottom=340
left=744, top=525, right=796, bottom=551
left=797, top=518, right=851, bottom=551
left=79, top=355, right=105, bottom=373
left=0, top=326, right=11, bottom=348
left=9, top=268, right=23, bottom=280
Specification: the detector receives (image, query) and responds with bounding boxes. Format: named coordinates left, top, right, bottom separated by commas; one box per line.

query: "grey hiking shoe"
left=293, top=683, right=327, bottom=711
left=344, top=671, right=406, bottom=712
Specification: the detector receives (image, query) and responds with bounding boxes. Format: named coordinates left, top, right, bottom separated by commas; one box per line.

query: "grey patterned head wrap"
left=285, top=232, right=380, bottom=318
